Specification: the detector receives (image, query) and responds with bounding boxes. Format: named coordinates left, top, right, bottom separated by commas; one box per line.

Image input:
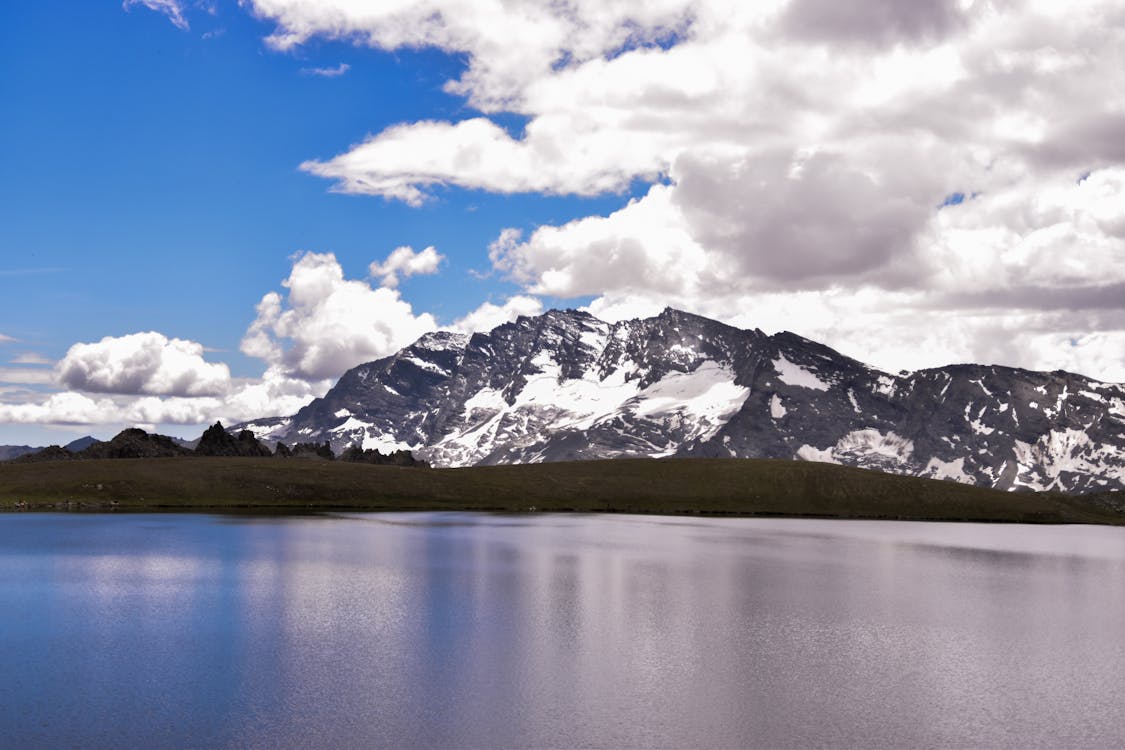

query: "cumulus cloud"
left=369, top=245, right=444, bottom=288
left=122, top=0, right=189, bottom=30
left=56, top=332, right=231, bottom=397
left=249, top=0, right=1125, bottom=380
left=453, top=295, right=544, bottom=334
left=242, top=251, right=438, bottom=380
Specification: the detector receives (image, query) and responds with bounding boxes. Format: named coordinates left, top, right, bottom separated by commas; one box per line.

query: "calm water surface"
left=2, top=513, right=1125, bottom=749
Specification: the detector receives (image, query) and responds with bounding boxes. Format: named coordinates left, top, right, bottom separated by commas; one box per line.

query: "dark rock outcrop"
left=340, top=445, right=428, bottom=467
left=80, top=428, right=192, bottom=459
left=195, top=422, right=271, bottom=457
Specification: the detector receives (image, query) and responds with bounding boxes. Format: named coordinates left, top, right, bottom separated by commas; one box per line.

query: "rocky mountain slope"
left=238, top=308, right=1124, bottom=493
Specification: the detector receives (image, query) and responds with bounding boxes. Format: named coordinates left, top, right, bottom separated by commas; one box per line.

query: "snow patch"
left=874, top=375, right=897, bottom=397
left=773, top=355, right=830, bottom=391
left=401, top=356, right=451, bottom=376
left=970, top=419, right=994, bottom=436
left=924, top=456, right=972, bottom=483
left=796, top=430, right=914, bottom=470
left=413, top=331, right=469, bottom=352
left=797, top=445, right=838, bottom=464
left=1011, top=429, right=1124, bottom=491
left=432, top=359, right=749, bottom=467
left=332, top=416, right=374, bottom=434
left=834, top=429, right=915, bottom=463
left=362, top=435, right=417, bottom=453
left=334, top=409, right=351, bottom=419
left=770, top=394, right=787, bottom=419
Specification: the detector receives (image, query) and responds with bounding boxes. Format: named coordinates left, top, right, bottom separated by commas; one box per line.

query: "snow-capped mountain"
left=240, top=308, right=1125, bottom=493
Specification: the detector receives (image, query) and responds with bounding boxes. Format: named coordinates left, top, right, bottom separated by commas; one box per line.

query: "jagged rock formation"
left=80, top=428, right=192, bottom=459
left=195, top=422, right=271, bottom=457
left=288, top=441, right=335, bottom=460
left=236, top=308, right=1124, bottom=494
left=340, top=445, right=428, bottom=467
left=12, top=445, right=77, bottom=463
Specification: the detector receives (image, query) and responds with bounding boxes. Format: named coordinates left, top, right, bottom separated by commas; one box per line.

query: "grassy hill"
left=1, top=455, right=1121, bottom=525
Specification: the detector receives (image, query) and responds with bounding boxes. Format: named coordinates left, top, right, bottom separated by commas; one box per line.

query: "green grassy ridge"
left=0, top=456, right=1120, bottom=525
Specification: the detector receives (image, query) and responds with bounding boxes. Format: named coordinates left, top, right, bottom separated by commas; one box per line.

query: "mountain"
left=0, top=436, right=99, bottom=462
left=237, top=308, right=1124, bottom=494
left=0, top=445, right=38, bottom=462
left=64, top=436, right=99, bottom=452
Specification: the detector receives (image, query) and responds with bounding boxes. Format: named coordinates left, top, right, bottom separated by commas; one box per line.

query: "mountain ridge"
left=236, top=307, right=1124, bottom=494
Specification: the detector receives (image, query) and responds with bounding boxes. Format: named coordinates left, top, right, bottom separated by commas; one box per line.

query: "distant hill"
left=0, top=435, right=98, bottom=462
left=63, top=436, right=99, bottom=452
left=0, top=445, right=37, bottom=462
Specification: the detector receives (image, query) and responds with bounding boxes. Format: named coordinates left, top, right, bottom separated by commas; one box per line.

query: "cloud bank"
left=11, top=0, right=1123, bottom=432
left=250, top=0, right=1125, bottom=381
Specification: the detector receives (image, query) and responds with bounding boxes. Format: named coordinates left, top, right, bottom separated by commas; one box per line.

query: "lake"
left=2, top=513, right=1124, bottom=749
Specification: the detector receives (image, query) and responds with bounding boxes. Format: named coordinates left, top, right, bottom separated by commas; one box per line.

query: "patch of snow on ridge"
left=631, top=361, right=750, bottom=442
left=970, top=419, right=994, bottom=435
left=924, top=456, right=972, bottom=483
left=401, top=356, right=451, bottom=376
left=773, top=355, right=830, bottom=391
left=875, top=375, right=897, bottom=397
left=1012, top=428, right=1124, bottom=490
left=332, top=416, right=374, bottom=434
left=770, top=394, right=787, bottom=419
left=797, top=445, right=838, bottom=464
left=834, top=429, right=914, bottom=462
left=413, top=331, right=470, bottom=352
left=362, top=435, right=418, bottom=453
left=240, top=419, right=290, bottom=440
left=334, top=409, right=351, bottom=418
left=429, top=359, right=749, bottom=466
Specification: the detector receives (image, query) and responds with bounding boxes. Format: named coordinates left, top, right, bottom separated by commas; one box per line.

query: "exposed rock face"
left=289, top=441, right=335, bottom=460
left=80, top=428, right=192, bottom=459
left=235, top=308, right=1124, bottom=493
left=12, top=445, right=76, bottom=463
left=340, top=445, right=428, bottom=467
left=195, top=422, right=271, bottom=457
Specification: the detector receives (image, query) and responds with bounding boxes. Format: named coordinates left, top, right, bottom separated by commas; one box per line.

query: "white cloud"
left=249, top=0, right=1125, bottom=380
left=368, top=245, right=444, bottom=288
left=242, top=251, right=439, bottom=380
left=10, top=353, right=53, bottom=366
left=0, top=333, right=16, bottom=344
left=54, top=330, right=230, bottom=395
left=122, top=0, right=189, bottom=30
left=0, top=367, right=57, bottom=386
left=453, top=295, right=544, bottom=334
left=56, top=332, right=231, bottom=397
left=301, top=62, right=351, bottom=77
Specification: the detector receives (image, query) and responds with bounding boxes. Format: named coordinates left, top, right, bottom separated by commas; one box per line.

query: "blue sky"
left=1, top=1, right=611, bottom=361
left=1, top=0, right=1123, bottom=445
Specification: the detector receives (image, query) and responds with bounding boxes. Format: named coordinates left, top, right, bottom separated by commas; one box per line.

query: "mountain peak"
left=238, top=307, right=1124, bottom=493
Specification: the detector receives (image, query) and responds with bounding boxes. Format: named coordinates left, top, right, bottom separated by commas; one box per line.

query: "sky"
left=1, top=0, right=1123, bottom=446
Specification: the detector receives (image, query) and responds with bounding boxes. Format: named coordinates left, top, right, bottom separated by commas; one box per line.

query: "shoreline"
left=2, top=456, right=1120, bottom=526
